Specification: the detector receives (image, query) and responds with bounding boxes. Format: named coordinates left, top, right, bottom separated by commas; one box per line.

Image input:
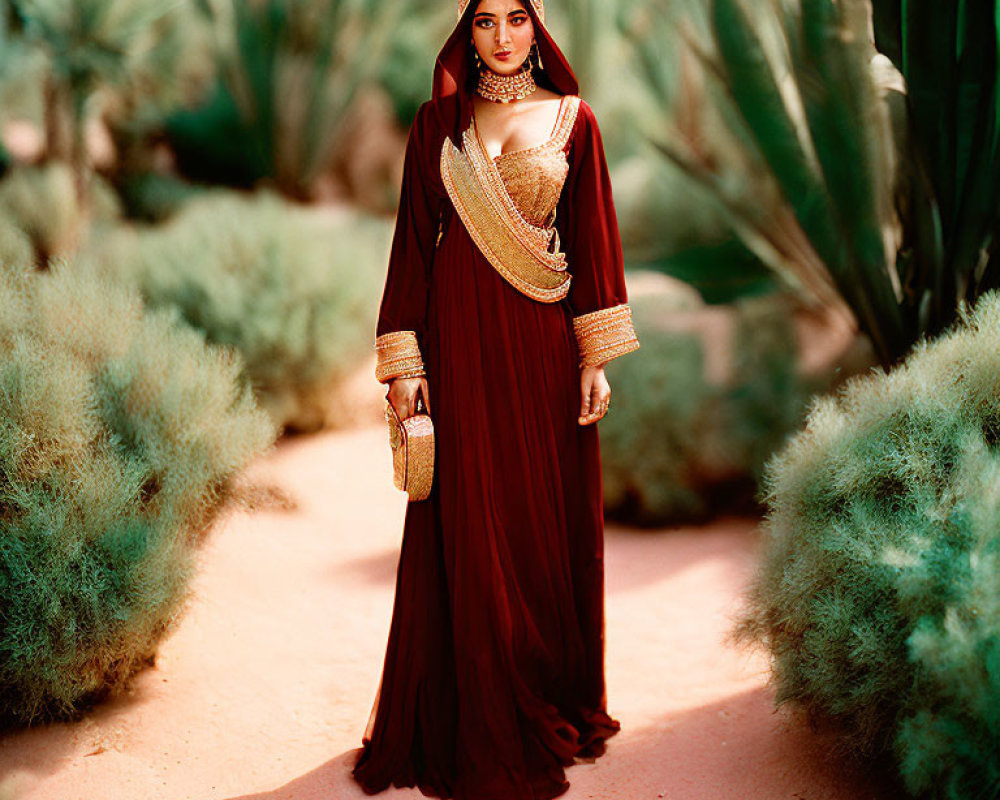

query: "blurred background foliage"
left=0, top=161, right=121, bottom=265
left=3, top=0, right=209, bottom=208
left=165, top=0, right=395, bottom=200
left=79, top=191, right=390, bottom=433
left=8, top=1, right=1000, bottom=765
left=600, top=289, right=827, bottom=524
left=0, top=0, right=889, bottom=524
left=647, top=0, right=1000, bottom=367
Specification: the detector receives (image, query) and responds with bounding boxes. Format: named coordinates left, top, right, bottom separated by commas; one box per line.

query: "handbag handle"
left=384, top=386, right=428, bottom=420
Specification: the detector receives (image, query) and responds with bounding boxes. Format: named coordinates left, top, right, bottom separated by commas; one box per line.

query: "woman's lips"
left=495, top=51, right=511, bottom=60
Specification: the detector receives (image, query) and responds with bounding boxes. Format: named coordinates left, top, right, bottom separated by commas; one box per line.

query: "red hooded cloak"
left=354, top=4, right=634, bottom=797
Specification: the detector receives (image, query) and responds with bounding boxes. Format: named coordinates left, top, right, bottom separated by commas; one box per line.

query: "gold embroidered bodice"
left=476, top=96, right=580, bottom=227
left=440, top=95, right=582, bottom=303
left=493, top=145, right=568, bottom=226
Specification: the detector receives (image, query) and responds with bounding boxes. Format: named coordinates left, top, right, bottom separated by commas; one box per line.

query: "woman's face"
left=472, top=0, right=535, bottom=76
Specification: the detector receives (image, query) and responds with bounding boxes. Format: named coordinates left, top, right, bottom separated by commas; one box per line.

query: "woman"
left=352, top=0, right=639, bottom=797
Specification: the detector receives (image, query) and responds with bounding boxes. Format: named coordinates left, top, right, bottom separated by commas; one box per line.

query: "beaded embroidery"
left=476, top=67, right=537, bottom=104
left=374, top=330, right=426, bottom=383
left=440, top=95, right=580, bottom=303
left=494, top=140, right=570, bottom=227
left=572, top=303, right=641, bottom=367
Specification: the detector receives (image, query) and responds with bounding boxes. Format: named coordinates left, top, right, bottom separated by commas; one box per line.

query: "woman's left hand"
left=579, top=365, right=611, bottom=425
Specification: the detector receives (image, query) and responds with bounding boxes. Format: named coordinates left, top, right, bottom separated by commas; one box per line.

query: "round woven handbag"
left=384, top=390, right=435, bottom=502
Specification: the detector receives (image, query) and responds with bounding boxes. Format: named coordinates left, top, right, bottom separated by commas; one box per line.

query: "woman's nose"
left=495, top=23, right=512, bottom=44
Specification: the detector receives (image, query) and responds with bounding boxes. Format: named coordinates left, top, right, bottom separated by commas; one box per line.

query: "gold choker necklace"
left=476, top=67, right=537, bottom=103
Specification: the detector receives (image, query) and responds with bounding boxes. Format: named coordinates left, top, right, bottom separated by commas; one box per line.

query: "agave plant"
left=634, top=0, right=1000, bottom=368
left=168, top=0, right=394, bottom=199
left=870, top=0, right=1000, bottom=347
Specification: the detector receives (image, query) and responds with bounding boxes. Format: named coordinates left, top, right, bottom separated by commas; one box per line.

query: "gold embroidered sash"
left=440, top=96, right=580, bottom=303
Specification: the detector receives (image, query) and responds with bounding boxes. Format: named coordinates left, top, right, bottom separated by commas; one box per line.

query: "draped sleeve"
left=374, top=101, right=445, bottom=384
left=557, top=99, right=640, bottom=369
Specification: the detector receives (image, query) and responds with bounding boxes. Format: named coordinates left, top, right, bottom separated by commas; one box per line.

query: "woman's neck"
left=476, top=66, right=537, bottom=104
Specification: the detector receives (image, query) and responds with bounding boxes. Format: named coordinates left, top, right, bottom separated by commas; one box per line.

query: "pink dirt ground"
left=0, top=422, right=890, bottom=800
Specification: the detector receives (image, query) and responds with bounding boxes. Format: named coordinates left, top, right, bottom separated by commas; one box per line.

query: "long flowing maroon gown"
left=352, top=6, right=636, bottom=799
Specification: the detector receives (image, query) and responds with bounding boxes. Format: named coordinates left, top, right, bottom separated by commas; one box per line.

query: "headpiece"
left=457, top=0, right=545, bottom=25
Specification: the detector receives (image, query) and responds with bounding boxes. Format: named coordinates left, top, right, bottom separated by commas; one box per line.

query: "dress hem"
left=351, top=707, right=621, bottom=800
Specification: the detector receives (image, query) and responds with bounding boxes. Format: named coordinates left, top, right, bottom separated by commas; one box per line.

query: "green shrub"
left=0, top=218, right=34, bottom=268
left=601, top=291, right=817, bottom=524
left=0, top=264, right=275, bottom=725
left=600, top=302, right=712, bottom=521
left=84, top=191, right=388, bottom=432
left=737, top=290, right=1000, bottom=798
left=113, top=171, right=208, bottom=224
left=0, top=163, right=121, bottom=264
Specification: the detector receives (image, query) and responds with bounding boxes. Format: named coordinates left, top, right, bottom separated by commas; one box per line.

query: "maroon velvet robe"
left=352, top=7, right=629, bottom=799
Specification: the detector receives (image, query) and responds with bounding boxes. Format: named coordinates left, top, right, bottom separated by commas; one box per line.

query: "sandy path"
left=0, top=424, right=888, bottom=800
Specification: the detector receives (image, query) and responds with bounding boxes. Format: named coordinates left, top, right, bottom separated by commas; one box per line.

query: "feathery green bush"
left=0, top=162, right=121, bottom=265
left=0, top=218, right=33, bottom=268
left=738, top=290, right=1000, bottom=798
left=84, top=191, right=388, bottom=432
left=0, top=265, right=275, bottom=725
left=600, top=291, right=817, bottom=524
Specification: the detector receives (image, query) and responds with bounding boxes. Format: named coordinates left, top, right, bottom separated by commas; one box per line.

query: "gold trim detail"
left=573, top=303, right=641, bottom=367
left=439, top=96, right=580, bottom=304
left=477, top=67, right=537, bottom=103
left=375, top=330, right=426, bottom=383
left=385, top=401, right=435, bottom=502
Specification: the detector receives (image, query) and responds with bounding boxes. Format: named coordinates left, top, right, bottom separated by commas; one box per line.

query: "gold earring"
left=531, top=40, right=543, bottom=71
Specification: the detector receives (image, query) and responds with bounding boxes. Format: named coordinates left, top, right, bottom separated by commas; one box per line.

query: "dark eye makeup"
left=474, top=11, right=530, bottom=28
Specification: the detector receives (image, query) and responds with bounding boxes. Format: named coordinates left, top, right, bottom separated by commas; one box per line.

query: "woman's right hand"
left=388, top=376, right=431, bottom=420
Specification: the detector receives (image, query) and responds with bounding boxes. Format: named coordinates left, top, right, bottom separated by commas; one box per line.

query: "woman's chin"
left=484, top=59, right=525, bottom=75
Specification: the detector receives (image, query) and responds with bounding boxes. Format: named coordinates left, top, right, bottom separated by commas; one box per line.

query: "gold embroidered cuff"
left=573, top=303, right=641, bottom=368
left=375, top=330, right=426, bottom=383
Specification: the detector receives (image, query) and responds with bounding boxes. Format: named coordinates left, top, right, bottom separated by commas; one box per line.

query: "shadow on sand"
left=222, top=687, right=900, bottom=800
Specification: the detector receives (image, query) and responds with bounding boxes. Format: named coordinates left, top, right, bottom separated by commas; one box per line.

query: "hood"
left=429, top=1, right=580, bottom=143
